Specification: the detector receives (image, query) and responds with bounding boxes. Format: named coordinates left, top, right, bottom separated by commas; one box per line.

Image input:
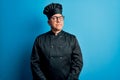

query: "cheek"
left=49, top=21, right=55, bottom=26
left=61, top=22, right=64, bottom=26
left=62, top=22, right=64, bottom=25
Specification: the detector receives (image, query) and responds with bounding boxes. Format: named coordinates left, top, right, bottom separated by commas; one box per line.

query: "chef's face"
left=48, top=14, right=64, bottom=31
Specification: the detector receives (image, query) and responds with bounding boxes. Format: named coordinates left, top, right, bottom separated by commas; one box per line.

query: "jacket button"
left=59, top=57, right=63, bottom=59
left=51, top=57, right=54, bottom=59
left=51, top=45, right=53, bottom=48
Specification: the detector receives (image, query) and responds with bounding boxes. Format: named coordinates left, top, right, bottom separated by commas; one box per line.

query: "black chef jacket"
left=31, top=30, right=83, bottom=80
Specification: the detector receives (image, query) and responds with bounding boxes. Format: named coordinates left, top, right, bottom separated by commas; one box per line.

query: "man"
left=31, top=3, right=83, bottom=80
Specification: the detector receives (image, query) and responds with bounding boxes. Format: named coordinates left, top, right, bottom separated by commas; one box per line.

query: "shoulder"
left=34, top=31, right=50, bottom=42
left=63, top=31, right=79, bottom=47
left=37, top=31, right=50, bottom=38
left=63, top=31, right=76, bottom=39
left=62, top=31, right=79, bottom=44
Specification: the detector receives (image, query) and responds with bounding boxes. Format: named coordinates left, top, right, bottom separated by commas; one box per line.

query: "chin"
left=55, top=28, right=62, bottom=31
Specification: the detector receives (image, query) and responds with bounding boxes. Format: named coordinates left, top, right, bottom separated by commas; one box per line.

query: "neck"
left=51, top=29, right=61, bottom=36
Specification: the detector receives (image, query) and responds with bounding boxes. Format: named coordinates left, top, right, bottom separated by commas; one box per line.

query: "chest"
left=40, top=35, right=73, bottom=57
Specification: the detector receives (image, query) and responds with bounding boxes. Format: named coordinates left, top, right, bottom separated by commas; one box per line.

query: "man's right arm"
left=31, top=38, right=46, bottom=80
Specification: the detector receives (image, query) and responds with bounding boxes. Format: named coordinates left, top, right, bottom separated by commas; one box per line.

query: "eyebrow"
left=52, top=16, right=63, bottom=17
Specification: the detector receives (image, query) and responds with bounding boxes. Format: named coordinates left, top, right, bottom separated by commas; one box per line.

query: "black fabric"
left=31, top=30, right=83, bottom=80
left=43, top=3, right=62, bottom=19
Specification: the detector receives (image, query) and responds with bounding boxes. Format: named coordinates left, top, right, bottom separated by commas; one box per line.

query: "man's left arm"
left=67, top=36, right=83, bottom=80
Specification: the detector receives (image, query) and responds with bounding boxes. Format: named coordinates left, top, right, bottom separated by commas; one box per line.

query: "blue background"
left=0, top=0, right=120, bottom=80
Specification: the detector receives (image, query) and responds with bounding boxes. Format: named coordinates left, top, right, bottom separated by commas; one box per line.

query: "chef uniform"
left=31, top=3, right=83, bottom=80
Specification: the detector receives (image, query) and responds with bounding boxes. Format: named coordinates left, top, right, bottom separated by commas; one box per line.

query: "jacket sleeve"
left=31, top=38, right=46, bottom=80
left=67, top=36, right=83, bottom=80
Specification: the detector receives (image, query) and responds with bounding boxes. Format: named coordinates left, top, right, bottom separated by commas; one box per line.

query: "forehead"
left=52, top=14, right=62, bottom=17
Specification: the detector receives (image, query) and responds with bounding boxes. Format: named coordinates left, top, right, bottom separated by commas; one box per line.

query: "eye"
left=51, top=17, right=56, bottom=20
left=50, top=16, right=64, bottom=21
left=53, top=17, right=56, bottom=20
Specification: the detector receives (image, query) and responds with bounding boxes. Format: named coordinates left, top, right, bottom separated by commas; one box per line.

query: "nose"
left=56, top=18, right=61, bottom=23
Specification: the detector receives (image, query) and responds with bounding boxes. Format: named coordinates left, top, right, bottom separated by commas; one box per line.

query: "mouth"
left=56, top=24, right=61, bottom=26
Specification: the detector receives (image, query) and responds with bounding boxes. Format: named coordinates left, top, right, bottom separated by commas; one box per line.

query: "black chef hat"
left=43, top=3, right=62, bottom=19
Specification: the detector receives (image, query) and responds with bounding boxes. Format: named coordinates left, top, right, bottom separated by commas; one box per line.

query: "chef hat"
left=43, top=3, right=62, bottom=19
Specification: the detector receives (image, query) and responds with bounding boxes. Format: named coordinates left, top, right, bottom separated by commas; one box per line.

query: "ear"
left=48, top=20, right=51, bottom=26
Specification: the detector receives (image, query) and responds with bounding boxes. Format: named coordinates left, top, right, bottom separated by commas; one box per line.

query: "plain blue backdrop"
left=0, top=0, right=120, bottom=80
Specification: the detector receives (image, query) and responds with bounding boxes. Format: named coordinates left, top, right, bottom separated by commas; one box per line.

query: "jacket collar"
left=49, top=30, right=63, bottom=36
